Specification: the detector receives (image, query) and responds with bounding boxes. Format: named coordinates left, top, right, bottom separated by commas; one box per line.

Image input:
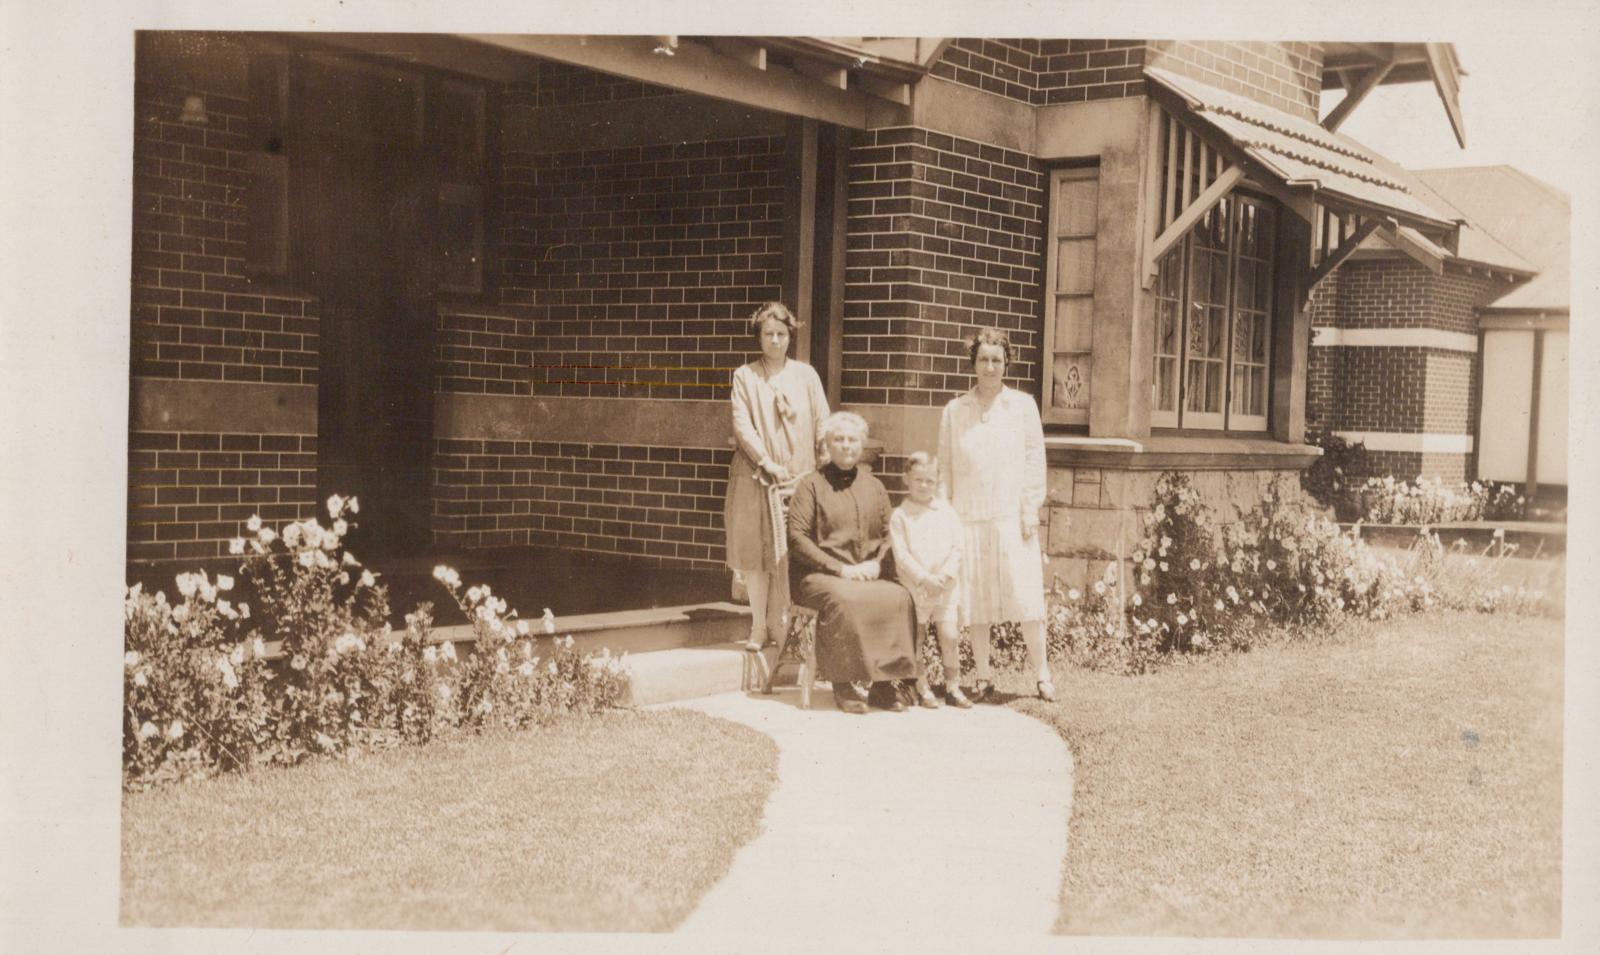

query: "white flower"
left=467, top=586, right=483, bottom=605
left=440, top=641, right=457, bottom=662
left=217, top=657, right=238, bottom=689
left=1214, top=600, right=1224, bottom=611
left=516, top=619, right=530, bottom=636
left=360, top=570, right=377, bottom=588
left=291, top=653, right=307, bottom=670
left=176, top=573, right=198, bottom=598
left=124, top=651, right=141, bottom=668
left=228, top=538, right=246, bottom=555
left=1093, top=580, right=1107, bottom=595
left=343, top=551, right=361, bottom=567
left=332, top=518, right=349, bottom=537
left=1131, top=593, right=1143, bottom=607
left=258, top=527, right=277, bottom=545
left=1189, top=558, right=1201, bottom=571
left=247, top=515, right=262, bottom=532
left=347, top=497, right=360, bottom=514
left=335, top=632, right=365, bottom=655
left=282, top=523, right=302, bottom=547
left=217, top=574, right=234, bottom=591
left=1266, top=559, right=1277, bottom=571
left=239, top=603, right=251, bottom=620
left=1176, top=613, right=1188, bottom=626
left=437, top=683, right=452, bottom=702
left=1161, top=536, right=1172, bottom=549
left=327, top=494, right=345, bottom=517
left=1226, top=586, right=1240, bottom=603
left=423, top=646, right=438, bottom=665
left=133, top=671, right=148, bottom=687
left=138, top=721, right=159, bottom=740
left=1067, top=588, right=1081, bottom=601
left=548, top=660, right=559, bottom=676
left=337, top=572, right=351, bottom=586
left=217, top=599, right=236, bottom=619
left=518, top=661, right=535, bottom=678
left=165, top=720, right=185, bottom=741
left=1166, top=593, right=1177, bottom=605
left=1142, top=558, right=1156, bottom=571
left=543, top=608, right=557, bottom=634
left=1159, top=562, right=1169, bottom=572
left=297, top=551, right=315, bottom=568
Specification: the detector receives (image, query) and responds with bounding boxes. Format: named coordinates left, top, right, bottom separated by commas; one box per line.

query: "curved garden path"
left=669, top=687, right=1075, bottom=938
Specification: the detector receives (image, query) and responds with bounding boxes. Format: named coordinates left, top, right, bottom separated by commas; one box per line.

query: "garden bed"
left=1341, top=520, right=1566, bottom=555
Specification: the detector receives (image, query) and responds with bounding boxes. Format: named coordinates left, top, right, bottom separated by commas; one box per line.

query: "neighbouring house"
left=1305, top=163, right=1569, bottom=506
left=128, top=34, right=1472, bottom=590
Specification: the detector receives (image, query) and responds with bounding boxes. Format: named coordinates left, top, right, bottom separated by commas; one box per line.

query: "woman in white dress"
left=724, top=302, right=830, bottom=650
left=937, top=328, right=1055, bottom=702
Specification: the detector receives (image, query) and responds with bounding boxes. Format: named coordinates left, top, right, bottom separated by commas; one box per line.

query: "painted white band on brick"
left=1334, top=431, right=1475, bottom=453
left=1312, top=327, right=1478, bottom=353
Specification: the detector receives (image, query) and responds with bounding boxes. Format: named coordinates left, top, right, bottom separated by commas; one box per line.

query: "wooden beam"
left=1377, top=220, right=1445, bottom=275
left=457, top=33, right=883, bottom=129
left=1425, top=42, right=1468, bottom=148
left=1322, top=59, right=1394, bottom=132
left=709, top=37, right=766, bottom=70
left=781, top=116, right=820, bottom=360
left=1141, top=101, right=1168, bottom=289
left=1303, top=216, right=1380, bottom=295
left=794, top=55, right=848, bottom=90
left=1143, top=165, right=1244, bottom=284
left=1525, top=329, right=1544, bottom=497
left=853, top=72, right=912, bottom=106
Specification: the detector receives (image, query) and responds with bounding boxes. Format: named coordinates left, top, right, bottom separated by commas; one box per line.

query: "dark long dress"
left=787, top=463, right=920, bottom=683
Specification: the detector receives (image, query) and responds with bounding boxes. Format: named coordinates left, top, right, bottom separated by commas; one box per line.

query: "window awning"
left=1141, top=66, right=1463, bottom=294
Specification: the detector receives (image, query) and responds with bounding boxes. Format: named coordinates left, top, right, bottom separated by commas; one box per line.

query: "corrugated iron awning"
left=1145, top=66, right=1459, bottom=233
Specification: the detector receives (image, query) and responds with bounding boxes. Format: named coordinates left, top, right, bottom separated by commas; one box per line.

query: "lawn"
left=1005, top=609, right=1563, bottom=938
left=121, top=709, right=777, bottom=931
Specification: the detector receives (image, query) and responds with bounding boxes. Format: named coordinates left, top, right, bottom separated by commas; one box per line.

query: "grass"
left=1000, top=610, right=1563, bottom=938
left=121, top=709, right=777, bottom=931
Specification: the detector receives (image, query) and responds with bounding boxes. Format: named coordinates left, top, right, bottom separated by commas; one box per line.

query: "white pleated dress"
left=937, top=386, right=1048, bottom=625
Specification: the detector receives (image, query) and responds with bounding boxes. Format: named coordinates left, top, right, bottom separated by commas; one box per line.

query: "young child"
left=889, top=452, right=972, bottom=709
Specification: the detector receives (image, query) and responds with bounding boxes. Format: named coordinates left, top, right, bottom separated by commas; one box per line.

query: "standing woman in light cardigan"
left=724, top=302, right=830, bottom=651
left=937, top=328, right=1055, bottom=702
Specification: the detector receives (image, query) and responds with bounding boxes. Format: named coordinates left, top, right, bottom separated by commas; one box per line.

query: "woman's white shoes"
left=1036, top=680, right=1056, bottom=702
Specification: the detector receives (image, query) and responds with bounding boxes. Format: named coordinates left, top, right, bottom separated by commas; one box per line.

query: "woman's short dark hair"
left=748, top=301, right=800, bottom=342
left=966, top=328, right=1012, bottom=365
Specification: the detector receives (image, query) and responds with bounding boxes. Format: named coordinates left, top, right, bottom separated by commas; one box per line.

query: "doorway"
left=293, top=54, right=438, bottom=556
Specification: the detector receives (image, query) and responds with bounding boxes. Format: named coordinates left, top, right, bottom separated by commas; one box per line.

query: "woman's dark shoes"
left=945, top=685, right=973, bottom=709
left=867, top=681, right=906, bottom=712
left=832, top=684, right=867, bottom=715
left=969, top=678, right=994, bottom=704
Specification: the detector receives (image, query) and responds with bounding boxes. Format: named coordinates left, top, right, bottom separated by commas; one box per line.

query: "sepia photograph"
left=2, top=2, right=1595, bottom=951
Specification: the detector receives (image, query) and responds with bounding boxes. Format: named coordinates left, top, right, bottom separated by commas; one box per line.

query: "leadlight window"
left=1042, top=166, right=1099, bottom=424
left=1151, top=193, right=1275, bottom=431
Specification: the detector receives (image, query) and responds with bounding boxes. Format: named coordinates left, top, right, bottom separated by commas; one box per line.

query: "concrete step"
left=427, top=601, right=753, bottom=657
left=622, top=643, right=766, bottom=707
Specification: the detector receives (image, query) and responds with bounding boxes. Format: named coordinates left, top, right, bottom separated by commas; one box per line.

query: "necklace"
left=975, top=387, right=1001, bottom=423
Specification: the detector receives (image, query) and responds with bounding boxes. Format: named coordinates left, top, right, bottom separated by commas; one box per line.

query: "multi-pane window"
left=1151, top=193, right=1275, bottom=431
left=1042, top=166, right=1099, bottom=424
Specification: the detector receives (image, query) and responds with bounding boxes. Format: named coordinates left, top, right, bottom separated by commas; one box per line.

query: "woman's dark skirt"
left=793, top=573, right=921, bottom=683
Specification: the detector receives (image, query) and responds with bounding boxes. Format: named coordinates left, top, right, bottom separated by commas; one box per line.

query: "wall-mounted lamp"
left=178, top=73, right=209, bottom=125
left=652, top=36, right=678, bottom=57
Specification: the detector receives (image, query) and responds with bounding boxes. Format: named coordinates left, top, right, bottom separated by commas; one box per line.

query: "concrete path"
left=668, top=686, right=1075, bottom=940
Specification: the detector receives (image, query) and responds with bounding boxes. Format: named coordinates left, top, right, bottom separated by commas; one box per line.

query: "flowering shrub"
left=123, top=576, right=271, bottom=784
left=1357, top=476, right=1525, bottom=525
left=1047, top=566, right=1168, bottom=674
left=425, top=568, right=629, bottom=731
left=1392, top=530, right=1550, bottom=616
left=123, top=495, right=630, bottom=789
left=1300, top=426, right=1367, bottom=520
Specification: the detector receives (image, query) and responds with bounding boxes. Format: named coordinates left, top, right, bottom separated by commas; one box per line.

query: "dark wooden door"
left=295, top=55, right=436, bottom=556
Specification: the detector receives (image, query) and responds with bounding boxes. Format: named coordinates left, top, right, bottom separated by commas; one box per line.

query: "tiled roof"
left=1145, top=66, right=1459, bottom=231
left=1415, top=166, right=1569, bottom=312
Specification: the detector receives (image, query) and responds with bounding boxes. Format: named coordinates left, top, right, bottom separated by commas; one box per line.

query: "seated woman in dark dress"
left=787, top=411, right=922, bottom=714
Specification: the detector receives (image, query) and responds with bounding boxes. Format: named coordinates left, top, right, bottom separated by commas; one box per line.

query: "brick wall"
left=844, top=127, right=1045, bottom=407
left=1145, top=42, right=1323, bottom=120
left=129, top=60, right=321, bottom=566
left=128, top=432, right=317, bottom=562
left=931, top=39, right=1324, bottom=117
left=492, top=135, right=785, bottom=400
left=432, top=439, right=731, bottom=570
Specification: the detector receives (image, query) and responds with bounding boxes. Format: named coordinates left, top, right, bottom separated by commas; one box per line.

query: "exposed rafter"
left=1321, top=55, right=1395, bottom=133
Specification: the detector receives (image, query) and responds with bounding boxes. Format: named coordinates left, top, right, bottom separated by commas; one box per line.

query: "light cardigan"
left=936, top=386, right=1047, bottom=525
left=889, top=497, right=963, bottom=590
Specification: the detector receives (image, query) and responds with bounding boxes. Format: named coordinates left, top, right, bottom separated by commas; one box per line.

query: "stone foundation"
left=1041, top=451, right=1315, bottom=590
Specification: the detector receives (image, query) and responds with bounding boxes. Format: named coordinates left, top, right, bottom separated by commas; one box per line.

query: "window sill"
left=1044, top=434, right=1321, bottom=471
